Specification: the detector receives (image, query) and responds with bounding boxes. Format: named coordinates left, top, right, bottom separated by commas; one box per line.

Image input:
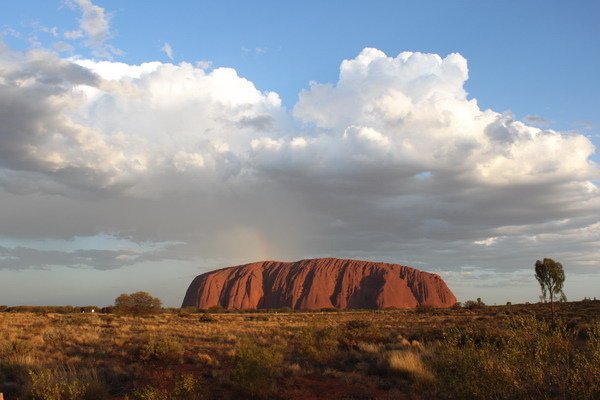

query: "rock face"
left=182, top=258, right=457, bottom=310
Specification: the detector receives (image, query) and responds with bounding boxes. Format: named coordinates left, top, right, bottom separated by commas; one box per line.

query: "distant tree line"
left=0, top=305, right=106, bottom=314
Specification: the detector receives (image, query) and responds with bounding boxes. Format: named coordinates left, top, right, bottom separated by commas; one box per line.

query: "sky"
left=0, top=0, right=599, bottom=307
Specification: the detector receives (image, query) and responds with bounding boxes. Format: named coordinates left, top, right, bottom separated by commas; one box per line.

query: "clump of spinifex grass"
left=386, top=350, right=433, bottom=382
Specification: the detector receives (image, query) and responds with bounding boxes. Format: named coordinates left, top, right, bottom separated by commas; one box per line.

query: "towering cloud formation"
left=0, top=43, right=598, bottom=279
left=291, top=49, right=595, bottom=186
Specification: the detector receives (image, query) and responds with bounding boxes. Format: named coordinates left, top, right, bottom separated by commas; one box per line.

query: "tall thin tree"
left=534, top=258, right=566, bottom=320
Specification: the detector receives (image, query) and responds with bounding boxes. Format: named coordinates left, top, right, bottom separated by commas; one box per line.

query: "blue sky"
left=0, top=1, right=599, bottom=306
left=2, top=1, right=599, bottom=137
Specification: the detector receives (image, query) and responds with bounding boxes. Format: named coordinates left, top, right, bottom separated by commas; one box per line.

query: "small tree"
left=534, top=258, right=566, bottom=320
left=114, top=291, right=162, bottom=315
left=463, top=300, right=483, bottom=309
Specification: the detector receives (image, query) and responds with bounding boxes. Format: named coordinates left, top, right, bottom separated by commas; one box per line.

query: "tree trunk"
left=550, top=290, right=555, bottom=321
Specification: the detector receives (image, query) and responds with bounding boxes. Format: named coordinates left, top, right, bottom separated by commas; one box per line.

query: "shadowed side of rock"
left=182, top=258, right=457, bottom=310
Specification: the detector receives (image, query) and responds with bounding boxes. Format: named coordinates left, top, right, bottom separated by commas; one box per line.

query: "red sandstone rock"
left=181, top=258, right=457, bottom=310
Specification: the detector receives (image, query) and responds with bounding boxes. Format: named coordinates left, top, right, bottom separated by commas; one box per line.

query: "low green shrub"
left=133, top=373, right=202, bottom=400
left=415, top=305, right=435, bottom=314
left=297, top=326, right=340, bottom=365
left=139, top=335, right=185, bottom=364
left=133, top=386, right=169, bottom=400
left=345, top=319, right=373, bottom=330
left=230, top=339, right=284, bottom=399
left=173, top=373, right=202, bottom=400
left=343, top=319, right=387, bottom=344
left=243, top=315, right=269, bottom=322
left=198, top=314, right=217, bottom=323
left=28, top=366, right=108, bottom=400
left=177, top=307, right=200, bottom=315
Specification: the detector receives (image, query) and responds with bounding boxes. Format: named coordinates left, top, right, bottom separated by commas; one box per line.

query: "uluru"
left=182, top=258, right=456, bottom=310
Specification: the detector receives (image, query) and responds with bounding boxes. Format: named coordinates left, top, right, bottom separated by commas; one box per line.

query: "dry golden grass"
left=0, top=301, right=598, bottom=399
left=386, top=350, right=433, bottom=381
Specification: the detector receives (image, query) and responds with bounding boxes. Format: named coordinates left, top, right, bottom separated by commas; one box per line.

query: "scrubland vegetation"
left=0, top=301, right=599, bottom=399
